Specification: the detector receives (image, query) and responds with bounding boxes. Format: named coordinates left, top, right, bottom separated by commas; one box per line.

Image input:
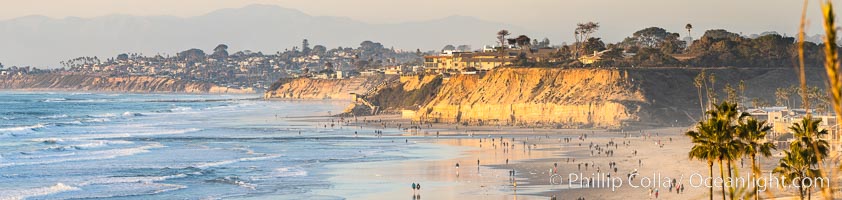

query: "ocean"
left=0, top=91, right=420, bottom=199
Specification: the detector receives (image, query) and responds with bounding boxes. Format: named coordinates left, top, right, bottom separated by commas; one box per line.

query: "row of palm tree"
left=688, top=101, right=773, bottom=200
left=688, top=101, right=830, bottom=200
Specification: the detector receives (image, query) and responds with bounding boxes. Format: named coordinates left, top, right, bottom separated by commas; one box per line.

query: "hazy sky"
left=0, top=0, right=834, bottom=42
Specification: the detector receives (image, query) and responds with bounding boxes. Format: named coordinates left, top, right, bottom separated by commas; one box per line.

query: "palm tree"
left=686, top=23, right=694, bottom=38
left=738, top=80, right=746, bottom=106
left=711, top=118, right=738, bottom=200
left=686, top=111, right=729, bottom=199
left=790, top=117, right=829, bottom=169
left=695, top=71, right=707, bottom=120
left=704, top=101, right=748, bottom=199
left=776, top=117, right=829, bottom=200
left=687, top=120, right=720, bottom=200
left=737, top=118, right=776, bottom=200
left=776, top=88, right=790, bottom=107
left=725, top=84, right=738, bottom=107
left=709, top=73, right=717, bottom=105
left=774, top=149, right=814, bottom=199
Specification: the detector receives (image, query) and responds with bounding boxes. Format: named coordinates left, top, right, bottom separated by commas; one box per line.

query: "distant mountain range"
left=0, top=4, right=526, bottom=68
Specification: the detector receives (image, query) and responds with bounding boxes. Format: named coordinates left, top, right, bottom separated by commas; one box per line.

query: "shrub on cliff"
left=629, top=47, right=681, bottom=67
left=368, top=76, right=443, bottom=111
left=267, top=78, right=294, bottom=91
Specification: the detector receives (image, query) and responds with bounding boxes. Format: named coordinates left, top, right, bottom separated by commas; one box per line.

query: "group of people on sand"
left=668, top=178, right=685, bottom=194
left=647, top=181, right=684, bottom=199
left=383, top=123, right=681, bottom=199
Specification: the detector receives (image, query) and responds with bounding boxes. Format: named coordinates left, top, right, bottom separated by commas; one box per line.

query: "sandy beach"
left=299, top=114, right=824, bottom=200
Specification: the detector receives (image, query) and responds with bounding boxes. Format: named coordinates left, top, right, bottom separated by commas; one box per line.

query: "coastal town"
left=6, top=1, right=842, bottom=199
left=0, top=24, right=821, bottom=95
left=1, top=24, right=837, bottom=136
left=1, top=40, right=420, bottom=91
left=0, top=16, right=835, bottom=127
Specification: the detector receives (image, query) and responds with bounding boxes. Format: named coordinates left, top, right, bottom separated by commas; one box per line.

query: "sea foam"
left=194, top=154, right=282, bottom=169
left=0, top=183, right=80, bottom=200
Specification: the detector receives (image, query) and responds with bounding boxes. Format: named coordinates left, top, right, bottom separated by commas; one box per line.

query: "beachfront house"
left=748, top=107, right=840, bottom=150
left=384, top=66, right=407, bottom=75
left=423, top=50, right=512, bottom=74
left=335, top=70, right=346, bottom=79
left=578, top=50, right=612, bottom=65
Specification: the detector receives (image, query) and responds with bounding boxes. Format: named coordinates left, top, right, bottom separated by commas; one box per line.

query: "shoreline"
left=0, top=88, right=259, bottom=95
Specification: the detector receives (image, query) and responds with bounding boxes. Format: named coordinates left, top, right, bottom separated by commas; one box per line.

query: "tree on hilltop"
left=211, top=44, right=229, bottom=61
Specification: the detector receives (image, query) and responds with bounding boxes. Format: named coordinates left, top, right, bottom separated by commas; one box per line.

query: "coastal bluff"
left=263, top=75, right=395, bottom=100
left=0, top=73, right=254, bottom=94
left=266, top=67, right=822, bottom=128
left=418, top=68, right=643, bottom=128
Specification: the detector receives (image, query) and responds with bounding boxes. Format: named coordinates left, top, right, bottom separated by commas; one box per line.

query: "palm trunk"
left=709, top=161, right=714, bottom=200
left=703, top=79, right=710, bottom=110
left=751, top=155, right=759, bottom=200
left=799, top=181, right=805, bottom=200
left=719, top=159, right=726, bottom=200
left=698, top=87, right=706, bottom=120
left=722, top=159, right=734, bottom=199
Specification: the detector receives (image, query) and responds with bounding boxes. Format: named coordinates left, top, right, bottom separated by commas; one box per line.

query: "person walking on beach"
left=411, top=182, right=417, bottom=195
left=676, top=184, right=680, bottom=194
left=456, top=162, right=460, bottom=177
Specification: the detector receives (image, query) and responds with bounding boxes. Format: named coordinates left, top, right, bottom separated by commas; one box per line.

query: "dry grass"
left=819, top=0, right=840, bottom=199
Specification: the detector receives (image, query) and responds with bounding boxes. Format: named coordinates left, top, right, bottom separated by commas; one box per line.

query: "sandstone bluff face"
left=0, top=74, right=253, bottom=94
left=263, top=75, right=393, bottom=100
left=418, top=68, right=643, bottom=128
left=264, top=68, right=822, bottom=128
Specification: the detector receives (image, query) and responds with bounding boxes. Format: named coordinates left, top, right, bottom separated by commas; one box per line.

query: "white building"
left=336, top=71, right=346, bottom=79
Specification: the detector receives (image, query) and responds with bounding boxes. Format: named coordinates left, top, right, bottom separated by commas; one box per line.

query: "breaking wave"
left=0, top=123, right=46, bottom=134
left=0, top=143, right=165, bottom=168
left=194, top=154, right=282, bottom=169
left=38, top=114, right=69, bottom=119
left=0, top=183, right=79, bottom=200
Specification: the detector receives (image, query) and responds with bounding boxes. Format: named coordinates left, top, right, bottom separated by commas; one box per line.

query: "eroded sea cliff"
left=0, top=74, right=254, bottom=94
left=265, top=67, right=825, bottom=128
